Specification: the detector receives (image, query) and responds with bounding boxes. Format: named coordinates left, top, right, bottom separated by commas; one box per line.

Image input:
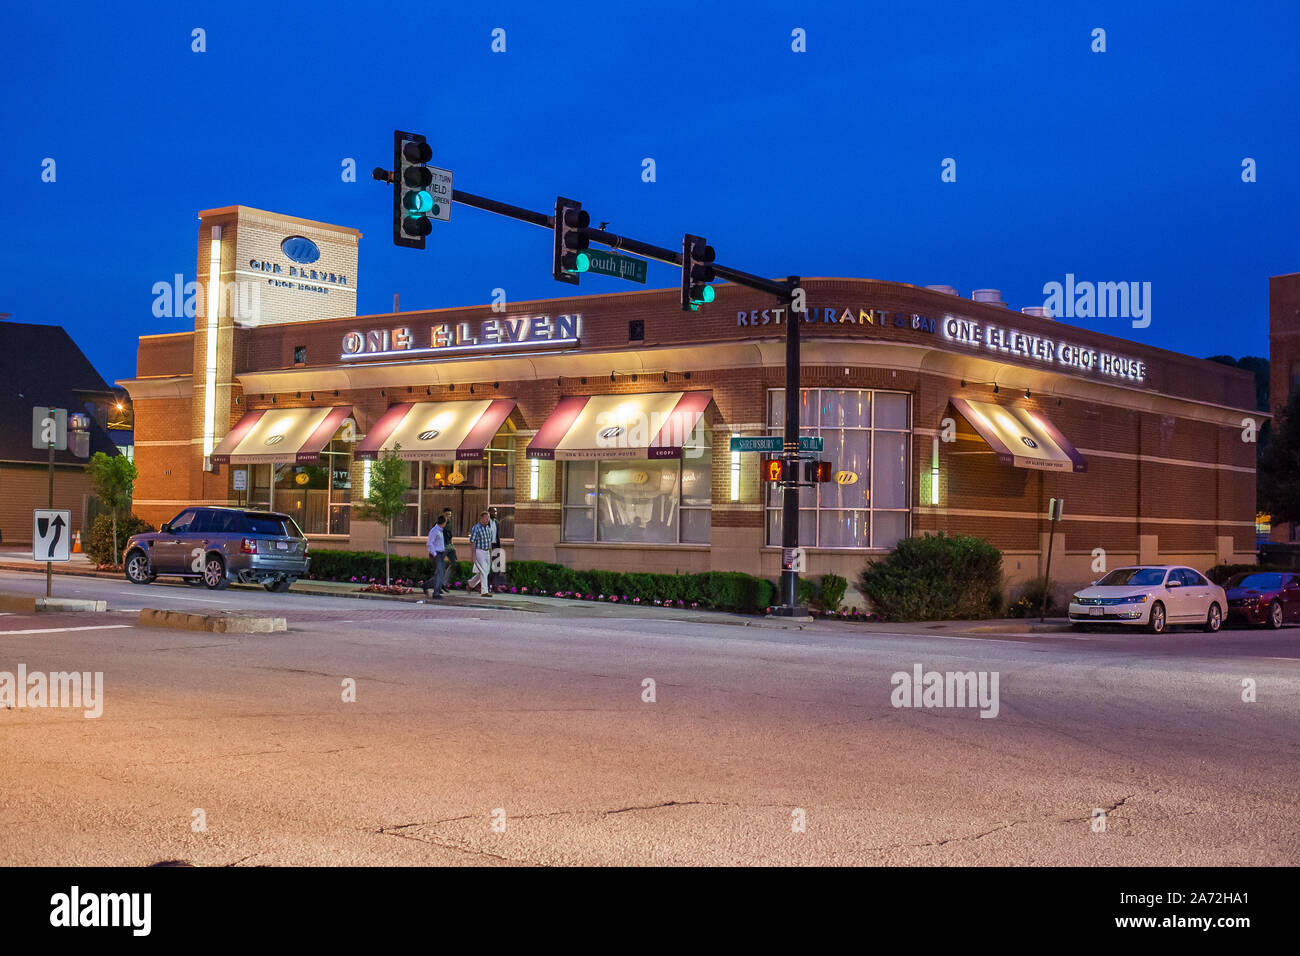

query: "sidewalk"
left=0, top=552, right=1074, bottom=633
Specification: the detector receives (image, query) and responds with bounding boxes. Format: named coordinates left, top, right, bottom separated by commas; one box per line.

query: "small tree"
left=1260, top=389, right=1300, bottom=525
left=354, top=446, right=410, bottom=584
left=86, top=451, right=138, bottom=566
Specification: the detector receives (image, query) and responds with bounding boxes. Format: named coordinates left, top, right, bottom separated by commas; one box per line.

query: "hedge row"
left=308, top=550, right=777, bottom=613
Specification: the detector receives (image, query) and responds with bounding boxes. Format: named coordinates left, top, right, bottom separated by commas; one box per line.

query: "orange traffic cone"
left=72, top=530, right=82, bottom=553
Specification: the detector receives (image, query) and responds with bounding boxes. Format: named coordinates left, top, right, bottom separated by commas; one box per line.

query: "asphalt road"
left=1, top=569, right=1297, bottom=866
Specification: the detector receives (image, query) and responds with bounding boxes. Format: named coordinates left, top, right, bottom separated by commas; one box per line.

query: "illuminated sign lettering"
left=940, top=318, right=1146, bottom=382
left=341, top=314, right=581, bottom=360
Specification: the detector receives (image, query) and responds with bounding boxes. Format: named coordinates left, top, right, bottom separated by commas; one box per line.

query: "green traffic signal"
left=403, top=190, right=434, bottom=216
left=575, top=251, right=590, bottom=273
left=700, top=284, right=715, bottom=303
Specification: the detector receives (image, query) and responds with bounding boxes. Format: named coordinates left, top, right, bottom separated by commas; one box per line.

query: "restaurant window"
left=393, top=433, right=517, bottom=541
left=560, top=432, right=711, bottom=544
left=765, top=389, right=910, bottom=550
left=246, top=428, right=352, bottom=535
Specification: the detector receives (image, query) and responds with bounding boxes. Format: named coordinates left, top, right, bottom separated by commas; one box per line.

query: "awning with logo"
left=354, top=399, right=516, bottom=460
left=949, top=397, right=1087, bottom=473
left=527, top=390, right=712, bottom=460
left=211, top=406, right=353, bottom=465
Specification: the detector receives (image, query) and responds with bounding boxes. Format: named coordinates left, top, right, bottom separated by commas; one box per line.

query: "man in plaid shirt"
left=466, top=511, right=494, bottom=596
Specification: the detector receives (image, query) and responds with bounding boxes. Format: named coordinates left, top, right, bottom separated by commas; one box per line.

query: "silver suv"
left=123, top=507, right=310, bottom=592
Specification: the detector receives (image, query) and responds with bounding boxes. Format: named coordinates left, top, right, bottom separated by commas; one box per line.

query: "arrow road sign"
left=33, top=509, right=72, bottom=563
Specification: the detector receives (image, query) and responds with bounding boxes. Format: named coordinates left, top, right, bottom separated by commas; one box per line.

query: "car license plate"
left=275, top=541, right=289, bottom=551
left=1089, top=606, right=1103, bottom=616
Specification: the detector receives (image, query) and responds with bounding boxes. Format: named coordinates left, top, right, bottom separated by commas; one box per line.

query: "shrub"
left=819, top=573, right=848, bottom=612
left=860, top=532, right=1003, bottom=621
left=88, top=513, right=156, bottom=568
left=1006, top=577, right=1057, bottom=618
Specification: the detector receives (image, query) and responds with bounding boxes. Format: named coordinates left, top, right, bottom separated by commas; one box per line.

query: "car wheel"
left=263, top=578, right=291, bottom=593
left=202, top=554, right=229, bottom=590
left=124, top=550, right=154, bottom=585
left=1203, top=602, right=1222, bottom=633
left=1148, top=601, right=1167, bottom=634
left=1268, top=600, right=1284, bottom=630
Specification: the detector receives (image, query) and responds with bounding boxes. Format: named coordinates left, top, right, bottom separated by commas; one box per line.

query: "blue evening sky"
left=1, top=0, right=1295, bottom=383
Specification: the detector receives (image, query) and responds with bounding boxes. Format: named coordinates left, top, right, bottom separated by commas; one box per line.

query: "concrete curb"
left=138, top=609, right=286, bottom=633
left=0, top=594, right=108, bottom=613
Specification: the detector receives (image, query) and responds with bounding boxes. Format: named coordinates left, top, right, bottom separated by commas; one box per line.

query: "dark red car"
left=1224, top=571, right=1300, bottom=628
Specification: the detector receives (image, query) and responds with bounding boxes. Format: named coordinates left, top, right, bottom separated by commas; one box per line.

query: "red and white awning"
left=354, top=399, right=515, bottom=460
left=527, top=391, right=712, bottom=460
left=211, top=406, right=352, bottom=465
left=949, top=397, right=1087, bottom=473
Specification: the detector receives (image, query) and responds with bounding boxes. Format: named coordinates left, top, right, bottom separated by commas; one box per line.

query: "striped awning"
left=527, top=391, right=712, bottom=460
left=354, top=399, right=515, bottom=461
left=950, top=397, right=1087, bottom=473
left=211, top=406, right=352, bottom=465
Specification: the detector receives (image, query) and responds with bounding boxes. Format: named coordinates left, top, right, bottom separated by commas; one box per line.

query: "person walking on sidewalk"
left=466, top=511, right=494, bottom=596
left=487, top=506, right=505, bottom=590
left=422, top=515, right=448, bottom=600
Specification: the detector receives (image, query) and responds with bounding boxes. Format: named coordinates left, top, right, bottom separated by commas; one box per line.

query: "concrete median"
left=0, top=594, right=108, bottom=613
left=138, top=608, right=286, bottom=633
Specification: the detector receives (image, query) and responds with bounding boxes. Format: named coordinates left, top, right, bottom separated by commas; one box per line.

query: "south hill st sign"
left=341, top=313, right=581, bottom=360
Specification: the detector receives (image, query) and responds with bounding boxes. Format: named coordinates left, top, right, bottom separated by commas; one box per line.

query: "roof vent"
left=972, top=289, right=1003, bottom=305
left=1020, top=306, right=1053, bottom=319
left=925, top=284, right=958, bottom=296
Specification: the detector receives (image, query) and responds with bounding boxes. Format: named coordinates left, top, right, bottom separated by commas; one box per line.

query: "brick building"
left=119, top=207, right=1260, bottom=600
left=0, top=320, right=124, bottom=545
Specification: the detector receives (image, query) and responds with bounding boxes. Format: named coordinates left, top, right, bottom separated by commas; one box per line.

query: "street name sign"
left=729, top=435, right=824, bottom=453
left=33, top=509, right=72, bottom=562
left=584, top=249, right=647, bottom=283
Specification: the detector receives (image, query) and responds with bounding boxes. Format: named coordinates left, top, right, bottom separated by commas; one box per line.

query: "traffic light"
left=554, top=197, right=590, bottom=284
left=393, top=130, right=434, bottom=249
left=761, top=457, right=788, bottom=482
left=805, top=459, right=833, bottom=483
left=681, top=234, right=717, bottom=311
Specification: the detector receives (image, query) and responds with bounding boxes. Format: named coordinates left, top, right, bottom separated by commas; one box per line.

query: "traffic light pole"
left=379, top=176, right=805, bottom=614
left=777, top=276, right=805, bottom=617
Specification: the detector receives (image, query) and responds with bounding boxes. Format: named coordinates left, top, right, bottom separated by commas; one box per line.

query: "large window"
left=561, top=437, right=711, bottom=544
left=392, top=433, right=516, bottom=540
left=246, top=432, right=352, bottom=535
left=765, top=389, right=909, bottom=549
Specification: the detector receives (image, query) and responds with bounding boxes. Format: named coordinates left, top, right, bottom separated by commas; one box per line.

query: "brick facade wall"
left=126, top=275, right=1259, bottom=598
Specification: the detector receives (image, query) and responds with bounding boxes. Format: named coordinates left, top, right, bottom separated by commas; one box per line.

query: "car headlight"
left=1117, top=594, right=1149, bottom=604
left=1241, top=596, right=1259, bottom=606
left=1071, top=594, right=1084, bottom=603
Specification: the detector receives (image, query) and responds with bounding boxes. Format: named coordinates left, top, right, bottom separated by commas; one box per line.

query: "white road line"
left=0, top=625, right=134, bottom=636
